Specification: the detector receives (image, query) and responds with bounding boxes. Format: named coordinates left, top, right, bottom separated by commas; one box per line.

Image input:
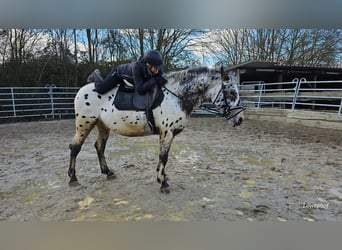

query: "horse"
left=68, top=66, right=244, bottom=193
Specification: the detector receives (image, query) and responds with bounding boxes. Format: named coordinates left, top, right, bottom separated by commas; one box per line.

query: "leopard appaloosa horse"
left=68, top=66, right=244, bottom=193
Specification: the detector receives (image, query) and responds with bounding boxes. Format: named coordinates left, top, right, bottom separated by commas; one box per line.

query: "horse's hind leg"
left=68, top=118, right=95, bottom=186
left=94, top=121, right=115, bottom=179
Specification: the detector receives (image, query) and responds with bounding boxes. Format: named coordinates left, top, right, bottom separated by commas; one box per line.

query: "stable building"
left=227, top=61, right=342, bottom=88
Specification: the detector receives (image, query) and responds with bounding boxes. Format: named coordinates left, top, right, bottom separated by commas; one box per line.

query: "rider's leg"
left=89, top=68, right=119, bottom=95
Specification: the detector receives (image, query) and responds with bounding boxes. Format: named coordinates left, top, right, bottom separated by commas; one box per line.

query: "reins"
left=200, top=102, right=246, bottom=120
left=162, top=85, right=180, bottom=99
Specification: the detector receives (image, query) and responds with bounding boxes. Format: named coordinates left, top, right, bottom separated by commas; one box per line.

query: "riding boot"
left=87, top=69, right=103, bottom=83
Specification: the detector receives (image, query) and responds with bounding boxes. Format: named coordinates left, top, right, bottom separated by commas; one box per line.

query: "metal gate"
left=239, top=79, right=342, bottom=115
left=0, top=85, right=79, bottom=120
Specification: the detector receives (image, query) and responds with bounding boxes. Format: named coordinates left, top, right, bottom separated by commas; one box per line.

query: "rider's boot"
left=87, top=69, right=103, bottom=84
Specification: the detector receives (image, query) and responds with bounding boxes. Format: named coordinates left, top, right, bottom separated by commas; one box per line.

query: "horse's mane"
left=166, top=66, right=216, bottom=84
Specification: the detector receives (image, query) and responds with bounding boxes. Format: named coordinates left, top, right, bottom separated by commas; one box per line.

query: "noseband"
left=200, top=82, right=246, bottom=120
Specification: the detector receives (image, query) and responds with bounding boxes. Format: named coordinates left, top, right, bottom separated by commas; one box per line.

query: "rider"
left=87, top=49, right=167, bottom=133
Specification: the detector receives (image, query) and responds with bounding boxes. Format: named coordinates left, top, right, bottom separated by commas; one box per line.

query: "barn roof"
left=226, top=61, right=342, bottom=83
left=227, top=61, right=342, bottom=71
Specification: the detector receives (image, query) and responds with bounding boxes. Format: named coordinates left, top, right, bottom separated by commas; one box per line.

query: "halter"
left=162, top=81, right=245, bottom=121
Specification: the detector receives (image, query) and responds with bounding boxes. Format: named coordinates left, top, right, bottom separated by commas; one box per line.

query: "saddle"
left=113, top=80, right=164, bottom=111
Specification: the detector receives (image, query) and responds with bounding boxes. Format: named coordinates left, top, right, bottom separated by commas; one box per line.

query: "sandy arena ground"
left=0, top=117, right=341, bottom=221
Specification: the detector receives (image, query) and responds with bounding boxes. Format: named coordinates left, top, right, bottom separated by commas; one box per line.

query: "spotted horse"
left=68, top=66, right=244, bottom=193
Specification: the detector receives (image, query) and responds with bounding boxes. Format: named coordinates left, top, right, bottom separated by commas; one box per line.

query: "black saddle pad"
left=113, top=84, right=164, bottom=111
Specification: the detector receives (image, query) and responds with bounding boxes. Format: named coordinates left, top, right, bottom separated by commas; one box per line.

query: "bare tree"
left=0, top=29, right=9, bottom=65
left=86, top=29, right=93, bottom=63
left=117, top=29, right=203, bottom=68
left=138, top=29, right=144, bottom=56
left=73, top=29, right=79, bottom=84
left=207, top=29, right=250, bottom=65
left=4, top=29, right=42, bottom=84
left=121, top=29, right=141, bottom=60
left=140, top=29, right=205, bottom=68
left=285, top=29, right=341, bottom=66
left=207, top=29, right=342, bottom=67
left=101, top=29, right=130, bottom=64
left=8, top=29, right=41, bottom=63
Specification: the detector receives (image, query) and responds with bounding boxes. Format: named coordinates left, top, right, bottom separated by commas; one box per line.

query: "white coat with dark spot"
left=68, top=66, right=244, bottom=193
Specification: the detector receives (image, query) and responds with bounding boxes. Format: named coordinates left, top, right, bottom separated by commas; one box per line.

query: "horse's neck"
left=166, top=81, right=200, bottom=101
left=168, top=77, right=205, bottom=96
left=165, top=76, right=211, bottom=114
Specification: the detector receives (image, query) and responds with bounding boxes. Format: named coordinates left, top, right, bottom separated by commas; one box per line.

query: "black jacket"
left=116, top=56, right=163, bottom=94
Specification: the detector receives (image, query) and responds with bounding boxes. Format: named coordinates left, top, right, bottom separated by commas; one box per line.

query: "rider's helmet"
left=143, top=49, right=163, bottom=69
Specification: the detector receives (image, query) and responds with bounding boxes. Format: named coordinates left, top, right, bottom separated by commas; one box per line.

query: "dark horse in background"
left=68, top=66, right=244, bottom=193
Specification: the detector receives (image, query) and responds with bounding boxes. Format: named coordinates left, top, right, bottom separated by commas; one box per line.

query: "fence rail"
left=1, top=80, right=342, bottom=122
left=239, top=78, right=342, bottom=115
left=0, top=85, right=79, bottom=120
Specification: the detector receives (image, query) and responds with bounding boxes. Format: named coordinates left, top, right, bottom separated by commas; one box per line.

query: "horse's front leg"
left=157, top=130, right=175, bottom=193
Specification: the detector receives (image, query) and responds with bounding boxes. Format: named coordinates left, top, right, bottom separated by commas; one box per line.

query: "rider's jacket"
left=116, top=56, right=163, bottom=94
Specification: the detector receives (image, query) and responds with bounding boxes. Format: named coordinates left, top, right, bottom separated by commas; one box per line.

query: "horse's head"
left=205, top=67, right=245, bottom=126
left=165, top=66, right=244, bottom=126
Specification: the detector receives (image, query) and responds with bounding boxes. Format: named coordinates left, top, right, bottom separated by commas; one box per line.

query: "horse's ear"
left=220, top=66, right=229, bottom=81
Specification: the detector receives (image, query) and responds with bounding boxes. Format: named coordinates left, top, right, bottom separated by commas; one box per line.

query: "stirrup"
left=147, top=121, right=156, bottom=134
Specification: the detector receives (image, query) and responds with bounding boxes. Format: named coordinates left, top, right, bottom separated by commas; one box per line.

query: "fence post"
left=257, top=81, right=264, bottom=109
left=46, top=84, right=56, bottom=119
left=291, top=78, right=300, bottom=110
left=10, top=87, right=16, bottom=117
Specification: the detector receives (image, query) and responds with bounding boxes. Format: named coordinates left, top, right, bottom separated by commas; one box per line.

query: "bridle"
left=200, top=81, right=245, bottom=120
left=162, top=81, right=245, bottom=121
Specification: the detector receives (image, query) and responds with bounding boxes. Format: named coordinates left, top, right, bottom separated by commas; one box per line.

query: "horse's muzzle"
left=233, top=116, right=243, bottom=127
left=224, top=106, right=245, bottom=127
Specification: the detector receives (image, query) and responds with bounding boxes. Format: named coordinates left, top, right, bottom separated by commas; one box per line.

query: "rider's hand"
left=154, top=76, right=167, bottom=86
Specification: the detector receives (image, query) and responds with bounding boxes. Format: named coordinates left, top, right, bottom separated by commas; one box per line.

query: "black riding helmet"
left=143, top=49, right=163, bottom=69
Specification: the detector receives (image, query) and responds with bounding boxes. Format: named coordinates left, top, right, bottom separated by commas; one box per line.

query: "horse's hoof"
left=160, top=182, right=170, bottom=194
left=69, top=180, right=80, bottom=187
left=160, top=186, right=170, bottom=193
left=157, top=176, right=169, bottom=184
left=106, top=173, right=117, bottom=180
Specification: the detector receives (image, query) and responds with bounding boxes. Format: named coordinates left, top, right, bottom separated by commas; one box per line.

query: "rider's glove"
left=153, top=76, right=167, bottom=86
